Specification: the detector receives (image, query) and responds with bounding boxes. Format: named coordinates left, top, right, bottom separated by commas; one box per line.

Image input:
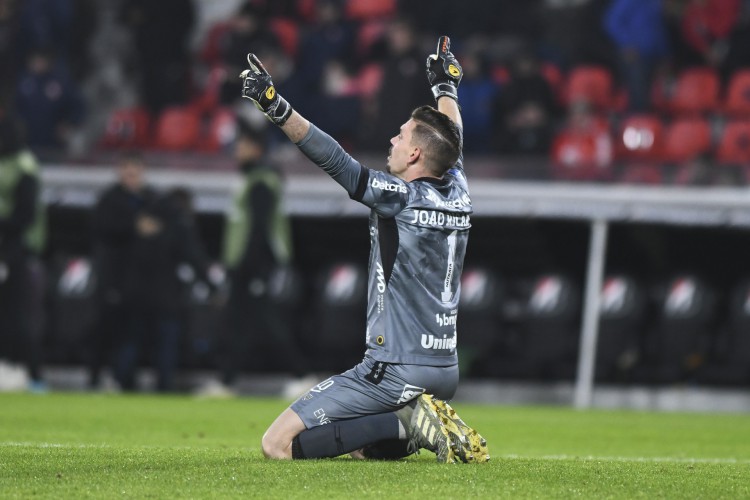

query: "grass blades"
left=1, top=392, right=749, bottom=499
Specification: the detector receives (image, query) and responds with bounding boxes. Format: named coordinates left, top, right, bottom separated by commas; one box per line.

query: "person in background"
left=120, top=0, right=195, bottom=113
left=455, top=45, right=498, bottom=154
left=197, top=123, right=301, bottom=397
left=0, top=114, right=47, bottom=391
left=358, top=17, right=433, bottom=151
left=603, top=0, right=671, bottom=112
left=118, top=186, right=218, bottom=392
left=89, top=151, right=157, bottom=390
left=14, top=46, right=85, bottom=154
left=492, top=50, right=560, bottom=155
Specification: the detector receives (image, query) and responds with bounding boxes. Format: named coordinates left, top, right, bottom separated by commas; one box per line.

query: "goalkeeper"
left=241, top=36, right=488, bottom=463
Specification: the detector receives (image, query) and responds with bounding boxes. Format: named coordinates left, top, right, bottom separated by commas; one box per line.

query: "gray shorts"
left=290, top=355, right=459, bottom=429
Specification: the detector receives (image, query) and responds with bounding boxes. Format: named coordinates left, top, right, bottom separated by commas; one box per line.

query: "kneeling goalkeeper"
left=240, top=36, right=488, bottom=463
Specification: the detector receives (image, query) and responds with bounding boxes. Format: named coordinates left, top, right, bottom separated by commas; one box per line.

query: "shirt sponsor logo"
left=409, top=209, right=470, bottom=228
left=421, top=333, right=457, bottom=350
left=435, top=312, right=457, bottom=327
left=371, top=178, right=407, bottom=193
left=425, top=189, right=470, bottom=209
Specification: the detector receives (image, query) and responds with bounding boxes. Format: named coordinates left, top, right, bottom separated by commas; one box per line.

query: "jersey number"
left=441, top=231, right=457, bottom=303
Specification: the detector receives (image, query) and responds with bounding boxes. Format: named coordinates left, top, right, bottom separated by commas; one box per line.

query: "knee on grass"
left=261, top=432, right=292, bottom=459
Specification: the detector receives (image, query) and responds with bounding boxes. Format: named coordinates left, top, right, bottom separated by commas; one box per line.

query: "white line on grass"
left=2, top=442, right=749, bottom=464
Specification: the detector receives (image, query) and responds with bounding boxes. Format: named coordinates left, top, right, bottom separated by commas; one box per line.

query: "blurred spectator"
left=120, top=0, right=195, bottom=113
left=680, top=0, right=741, bottom=76
left=539, top=0, right=614, bottom=70
left=723, top=0, right=750, bottom=79
left=203, top=2, right=282, bottom=106
left=550, top=99, right=614, bottom=180
left=285, top=0, right=359, bottom=137
left=89, top=151, right=157, bottom=390
left=492, top=51, right=560, bottom=155
left=0, top=0, right=19, bottom=108
left=604, top=0, right=671, bottom=112
left=198, top=124, right=299, bottom=396
left=118, top=186, right=217, bottom=392
left=357, top=17, right=432, bottom=151
left=16, top=0, right=73, bottom=67
left=14, top=47, right=85, bottom=153
left=0, top=115, right=47, bottom=390
left=456, top=45, right=498, bottom=153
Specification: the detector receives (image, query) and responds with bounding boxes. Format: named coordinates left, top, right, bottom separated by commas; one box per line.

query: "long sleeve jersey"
left=297, top=124, right=471, bottom=366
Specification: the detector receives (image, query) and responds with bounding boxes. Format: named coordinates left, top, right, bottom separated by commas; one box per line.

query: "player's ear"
left=408, top=146, right=421, bottom=165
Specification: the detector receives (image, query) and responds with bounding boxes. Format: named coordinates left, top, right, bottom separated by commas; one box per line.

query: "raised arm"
left=239, top=54, right=365, bottom=197
left=426, top=36, right=463, bottom=129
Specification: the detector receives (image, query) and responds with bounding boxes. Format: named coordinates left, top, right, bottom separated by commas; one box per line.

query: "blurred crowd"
left=1, top=0, right=750, bottom=184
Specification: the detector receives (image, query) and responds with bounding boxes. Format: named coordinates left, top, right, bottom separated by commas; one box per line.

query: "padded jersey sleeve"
left=296, top=124, right=408, bottom=218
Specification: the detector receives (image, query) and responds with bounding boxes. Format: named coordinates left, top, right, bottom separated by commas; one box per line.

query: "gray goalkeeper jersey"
left=297, top=124, right=471, bottom=366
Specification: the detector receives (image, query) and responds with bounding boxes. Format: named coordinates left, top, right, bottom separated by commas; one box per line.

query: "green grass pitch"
left=1, top=392, right=749, bottom=499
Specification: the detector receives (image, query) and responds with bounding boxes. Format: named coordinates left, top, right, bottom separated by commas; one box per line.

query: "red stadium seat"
left=716, top=120, right=750, bottom=164
left=100, top=107, right=151, bottom=149
left=723, top=69, right=750, bottom=116
left=563, top=65, right=614, bottom=110
left=153, top=106, right=201, bottom=151
left=198, top=107, right=237, bottom=152
left=662, top=118, right=713, bottom=163
left=269, top=18, right=299, bottom=58
left=345, top=0, right=396, bottom=20
left=550, top=116, right=614, bottom=181
left=670, top=67, right=720, bottom=115
left=615, top=114, right=664, bottom=161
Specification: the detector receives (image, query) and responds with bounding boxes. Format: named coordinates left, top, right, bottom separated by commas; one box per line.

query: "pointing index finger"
left=437, top=36, right=450, bottom=56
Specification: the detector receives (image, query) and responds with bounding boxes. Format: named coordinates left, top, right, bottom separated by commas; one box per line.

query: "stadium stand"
left=562, top=65, right=615, bottom=111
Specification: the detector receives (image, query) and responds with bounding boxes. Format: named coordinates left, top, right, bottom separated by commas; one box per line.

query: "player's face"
left=387, top=119, right=417, bottom=178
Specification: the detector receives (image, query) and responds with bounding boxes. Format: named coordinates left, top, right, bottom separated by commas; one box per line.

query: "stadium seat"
left=197, top=107, right=237, bottom=153
left=722, top=69, right=750, bottom=116
left=457, top=267, right=504, bottom=377
left=269, top=18, right=299, bottom=58
left=344, top=0, right=396, bottom=20
left=47, top=256, right=98, bottom=364
left=563, top=65, right=614, bottom=110
left=639, top=275, right=716, bottom=384
left=309, top=262, right=368, bottom=372
left=550, top=116, right=615, bottom=181
left=661, top=117, right=713, bottom=164
left=511, top=274, right=581, bottom=380
left=715, top=119, right=750, bottom=164
left=153, top=106, right=201, bottom=151
left=615, top=114, right=664, bottom=161
left=698, top=279, right=750, bottom=386
left=596, top=275, right=647, bottom=382
left=100, top=107, right=151, bottom=149
left=669, top=67, right=720, bottom=115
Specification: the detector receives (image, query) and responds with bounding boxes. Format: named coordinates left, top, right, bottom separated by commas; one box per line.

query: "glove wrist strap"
left=265, top=96, right=293, bottom=126
left=431, top=82, right=458, bottom=102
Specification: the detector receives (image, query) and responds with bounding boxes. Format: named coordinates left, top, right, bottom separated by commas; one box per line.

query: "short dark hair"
left=410, top=105, right=461, bottom=176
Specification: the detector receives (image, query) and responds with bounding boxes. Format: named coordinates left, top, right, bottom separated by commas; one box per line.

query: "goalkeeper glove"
left=239, top=53, right=293, bottom=126
left=426, top=36, right=463, bottom=102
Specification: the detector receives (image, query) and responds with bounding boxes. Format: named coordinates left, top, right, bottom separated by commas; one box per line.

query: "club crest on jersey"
left=265, top=86, right=276, bottom=100
left=371, top=178, right=407, bottom=193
